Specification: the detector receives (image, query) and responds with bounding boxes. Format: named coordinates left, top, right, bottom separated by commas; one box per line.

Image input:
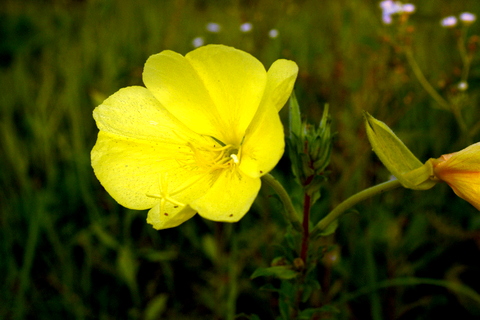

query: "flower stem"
left=262, top=173, right=303, bottom=232
left=458, top=27, right=471, bottom=83
left=404, top=49, right=450, bottom=110
left=404, top=48, right=468, bottom=133
left=300, top=192, right=312, bottom=263
left=226, top=227, right=238, bottom=320
left=310, top=179, right=401, bottom=238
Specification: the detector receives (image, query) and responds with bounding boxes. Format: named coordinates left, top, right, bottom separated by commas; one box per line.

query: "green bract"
left=364, top=112, right=436, bottom=190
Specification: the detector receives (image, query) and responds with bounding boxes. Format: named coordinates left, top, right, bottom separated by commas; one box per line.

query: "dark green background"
left=2, top=0, right=480, bottom=319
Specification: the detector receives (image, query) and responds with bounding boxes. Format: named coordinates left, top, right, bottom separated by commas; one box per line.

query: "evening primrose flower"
left=430, top=142, right=480, bottom=210
left=91, top=45, right=298, bottom=229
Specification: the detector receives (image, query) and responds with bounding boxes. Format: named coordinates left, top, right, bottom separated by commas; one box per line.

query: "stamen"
left=230, top=154, right=239, bottom=164
left=187, top=137, right=243, bottom=173
left=146, top=173, right=188, bottom=217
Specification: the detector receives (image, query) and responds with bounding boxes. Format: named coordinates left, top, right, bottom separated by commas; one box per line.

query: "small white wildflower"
left=402, top=4, right=416, bottom=14
left=458, top=81, right=468, bottom=91
left=379, top=1, right=415, bottom=24
left=441, top=16, right=458, bottom=28
left=240, top=22, right=253, bottom=33
left=380, top=0, right=395, bottom=14
left=459, top=12, right=476, bottom=25
left=206, top=22, right=221, bottom=33
left=382, top=13, right=393, bottom=24
left=380, top=0, right=403, bottom=15
left=268, top=29, right=279, bottom=38
left=192, top=37, right=204, bottom=48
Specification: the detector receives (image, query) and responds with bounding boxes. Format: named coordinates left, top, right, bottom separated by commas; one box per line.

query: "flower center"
left=189, top=137, right=242, bottom=173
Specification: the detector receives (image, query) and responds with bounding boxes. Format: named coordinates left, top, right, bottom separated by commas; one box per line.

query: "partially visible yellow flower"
left=430, top=142, right=480, bottom=210
left=91, top=45, right=298, bottom=229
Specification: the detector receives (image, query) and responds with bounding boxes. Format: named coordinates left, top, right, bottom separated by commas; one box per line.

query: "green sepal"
left=402, top=160, right=437, bottom=190
left=289, top=91, right=303, bottom=141
left=364, top=112, right=436, bottom=190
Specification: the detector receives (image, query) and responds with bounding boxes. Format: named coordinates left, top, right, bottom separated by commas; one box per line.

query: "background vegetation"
left=2, top=0, right=480, bottom=319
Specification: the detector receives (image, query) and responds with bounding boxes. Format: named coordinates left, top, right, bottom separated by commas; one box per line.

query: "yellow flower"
left=431, top=142, right=480, bottom=210
left=91, top=45, right=298, bottom=229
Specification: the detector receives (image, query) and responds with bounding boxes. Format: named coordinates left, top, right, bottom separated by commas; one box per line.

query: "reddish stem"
left=300, top=191, right=312, bottom=263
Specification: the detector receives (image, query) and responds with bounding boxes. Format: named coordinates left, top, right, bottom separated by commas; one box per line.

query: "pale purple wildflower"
left=206, top=22, right=221, bottom=33
left=402, top=4, right=416, bottom=13
left=382, top=14, right=393, bottom=24
left=458, top=81, right=468, bottom=91
left=240, top=22, right=253, bottom=33
left=192, top=37, right=204, bottom=48
left=459, top=12, right=476, bottom=24
left=380, top=0, right=401, bottom=16
left=268, top=29, right=279, bottom=38
left=379, top=1, right=415, bottom=24
left=441, top=16, right=458, bottom=28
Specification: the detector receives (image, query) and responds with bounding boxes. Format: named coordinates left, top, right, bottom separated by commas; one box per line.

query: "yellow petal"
left=92, top=132, right=165, bottom=209
left=437, top=142, right=480, bottom=171
left=147, top=205, right=197, bottom=229
left=93, top=86, right=191, bottom=142
left=91, top=86, right=212, bottom=219
left=92, top=132, right=208, bottom=209
left=440, top=172, right=480, bottom=210
left=144, top=45, right=267, bottom=145
left=433, top=142, right=480, bottom=210
left=237, top=60, right=298, bottom=178
left=185, top=45, right=267, bottom=144
left=143, top=50, right=223, bottom=138
left=239, top=106, right=285, bottom=178
left=190, top=170, right=261, bottom=222
left=263, top=59, right=299, bottom=111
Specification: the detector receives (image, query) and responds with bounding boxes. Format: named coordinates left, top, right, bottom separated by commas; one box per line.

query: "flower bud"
left=430, top=142, right=480, bottom=210
left=287, top=94, right=333, bottom=193
left=364, top=112, right=436, bottom=190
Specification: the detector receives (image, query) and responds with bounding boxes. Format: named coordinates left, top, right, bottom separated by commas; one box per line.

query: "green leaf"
left=298, top=306, right=340, bottom=319
left=364, top=112, right=436, bottom=190
left=144, top=294, right=168, bottom=320
left=251, top=266, right=299, bottom=280
left=201, top=234, right=217, bottom=262
left=139, top=248, right=178, bottom=262
left=258, top=283, right=281, bottom=293
left=235, top=313, right=261, bottom=320
left=301, top=278, right=321, bottom=303
left=279, top=281, right=296, bottom=320
left=116, top=245, right=138, bottom=294
left=91, top=223, right=119, bottom=250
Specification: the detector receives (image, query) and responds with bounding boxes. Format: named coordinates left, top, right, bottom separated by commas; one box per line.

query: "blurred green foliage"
left=2, top=0, right=480, bottom=319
